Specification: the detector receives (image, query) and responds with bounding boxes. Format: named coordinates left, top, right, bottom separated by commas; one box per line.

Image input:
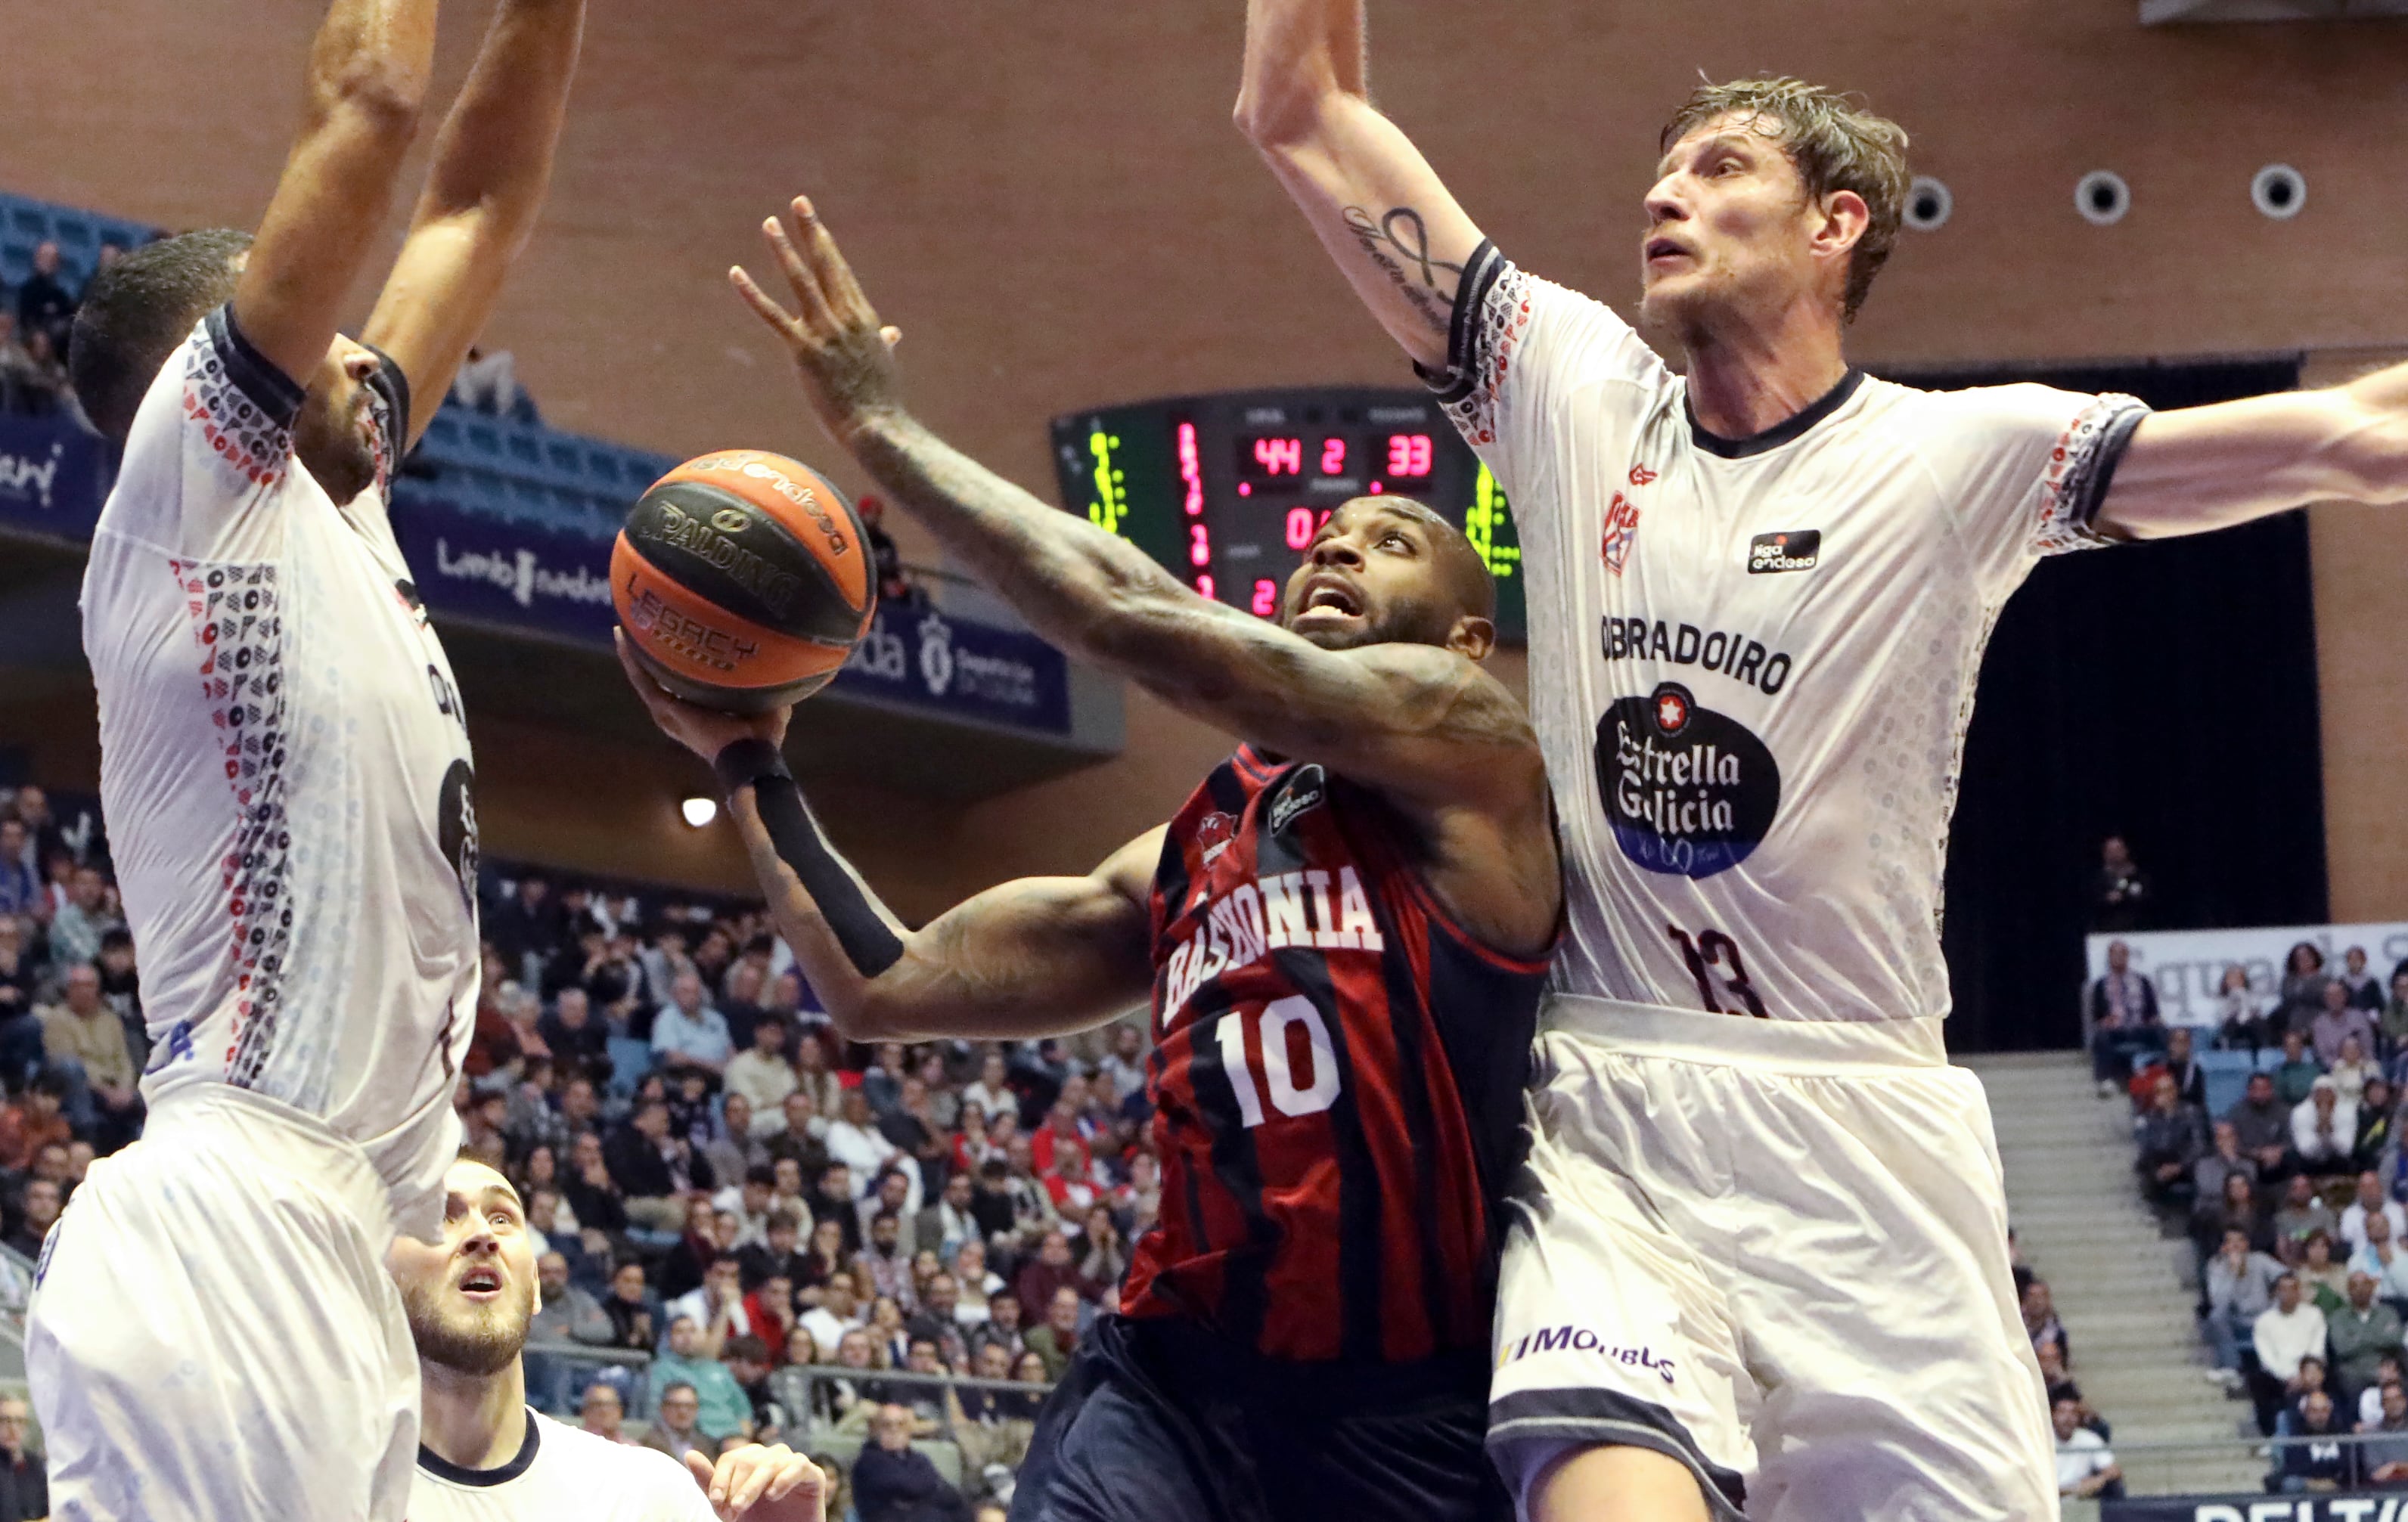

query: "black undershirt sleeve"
left=713, top=738, right=905, bottom=978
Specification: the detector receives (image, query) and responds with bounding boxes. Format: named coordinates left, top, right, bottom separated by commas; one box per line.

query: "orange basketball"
left=612, top=449, right=876, bottom=712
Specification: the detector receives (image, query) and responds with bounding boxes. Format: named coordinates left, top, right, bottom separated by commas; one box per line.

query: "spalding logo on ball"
left=612, top=449, right=875, bottom=712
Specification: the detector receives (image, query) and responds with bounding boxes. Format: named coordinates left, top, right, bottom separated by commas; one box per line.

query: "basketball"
left=611, top=448, right=876, bottom=712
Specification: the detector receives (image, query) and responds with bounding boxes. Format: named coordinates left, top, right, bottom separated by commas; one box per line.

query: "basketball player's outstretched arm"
left=232, top=0, right=445, bottom=387
left=616, top=634, right=1159, bottom=1043
left=2097, top=369, right=2408, bottom=538
left=362, top=0, right=587, bottom=448
left=1233, top=0, right=1485, bottom=371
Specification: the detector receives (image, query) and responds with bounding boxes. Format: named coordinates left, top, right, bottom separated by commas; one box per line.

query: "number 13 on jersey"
left=1668, top=923, right=1770, bottom=1018
left=1217, top=996, right=1343, bottom=1127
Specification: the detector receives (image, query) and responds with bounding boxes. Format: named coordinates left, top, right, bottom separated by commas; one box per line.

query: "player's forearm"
left=843, top=411, right=1201, bottom=675
left=725, top=784, right=911, bottom=1042
left=411, top=0, right=585, bottom=246
left=1234, top=0, right=1367, bottom=147
left=301, top=0, right=439, bottom=131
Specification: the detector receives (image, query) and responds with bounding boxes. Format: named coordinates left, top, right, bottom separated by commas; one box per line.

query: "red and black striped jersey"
left=1120, top=745, right=1551, bottom=1363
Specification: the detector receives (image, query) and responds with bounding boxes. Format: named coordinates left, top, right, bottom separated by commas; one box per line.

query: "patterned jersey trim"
left=169, top=556, right=296, bottom=1086
left=1417, top=241, right=1523, bottom=449
left=358, top=341, right=413, bottom=499
left=2035, top=393, right=2151, bottom=554
left=192, top=308, right=301, bottom=490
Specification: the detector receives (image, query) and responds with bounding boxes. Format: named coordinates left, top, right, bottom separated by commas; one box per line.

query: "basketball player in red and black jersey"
left=616, top=197, right=1560, bottom=1522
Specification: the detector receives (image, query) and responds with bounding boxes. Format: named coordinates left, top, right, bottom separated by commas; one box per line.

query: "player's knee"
left=1528, top=1443, right=1714, bottom=1522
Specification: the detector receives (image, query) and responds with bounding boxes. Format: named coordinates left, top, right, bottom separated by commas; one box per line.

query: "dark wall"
left=1904, top=359, right=2327, bottom=1053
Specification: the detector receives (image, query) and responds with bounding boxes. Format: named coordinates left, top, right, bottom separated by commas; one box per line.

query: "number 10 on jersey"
left=1217, top=996, right=1342, bottom=1127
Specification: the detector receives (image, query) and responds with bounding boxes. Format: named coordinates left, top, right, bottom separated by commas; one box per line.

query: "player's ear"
left=1447, top=615, right=1497, bottom=662
left=1814, top=189, right=1870, bottom=259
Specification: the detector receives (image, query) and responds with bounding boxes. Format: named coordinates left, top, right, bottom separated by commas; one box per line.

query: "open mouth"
left=1644, top=237, right=1692, bottom=266
left=458, top=1263, right=505, bottom=1300
left=1296, top=578, right=1362, bottom=619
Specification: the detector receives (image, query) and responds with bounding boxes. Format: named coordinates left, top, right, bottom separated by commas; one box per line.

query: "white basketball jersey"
left=410, top=1412, right=716, bottom=1521
left=1427, top=246, right=2149, bottom=1025
left=82, top=306, right=478, bottom=1238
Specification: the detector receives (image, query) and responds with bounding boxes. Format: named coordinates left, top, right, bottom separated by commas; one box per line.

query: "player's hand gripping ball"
left=612, top=449, right=874, bottom=712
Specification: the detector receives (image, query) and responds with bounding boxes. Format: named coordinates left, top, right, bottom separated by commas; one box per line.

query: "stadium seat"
left=606, top=1037, right=656, bottom=1102
left=2199, top=1048, right=2255, bottom=1118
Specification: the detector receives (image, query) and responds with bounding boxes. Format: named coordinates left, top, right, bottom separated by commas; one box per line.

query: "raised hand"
left=613, top=630, right=791, bottom=762
left=730, top=196, right=906, bottom=446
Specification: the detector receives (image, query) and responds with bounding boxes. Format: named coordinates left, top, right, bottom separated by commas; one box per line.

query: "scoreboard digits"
left=1051, top=389, right=1525, bottom=642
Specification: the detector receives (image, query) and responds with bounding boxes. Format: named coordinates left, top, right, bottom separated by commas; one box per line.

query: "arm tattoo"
left=1342, top=205, right=1463, bottom=336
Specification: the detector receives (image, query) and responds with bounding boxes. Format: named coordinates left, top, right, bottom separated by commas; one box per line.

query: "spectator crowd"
left=0, top=783, right=1158, bottom=1518
left=2099, top=934, right=2408, bottom=1493
left=0, top=240, right=117, bottom=420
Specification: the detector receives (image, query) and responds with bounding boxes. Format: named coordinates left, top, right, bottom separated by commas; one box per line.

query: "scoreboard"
left=1048, top=388, right=1524, bottom=642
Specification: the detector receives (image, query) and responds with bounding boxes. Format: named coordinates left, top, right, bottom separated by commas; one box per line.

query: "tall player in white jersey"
left=33, top=0, right=585, bottom=1514
left=1239, top=7, right=2408, bottom=1520
left=393, top=1157, right=827, bottom=1522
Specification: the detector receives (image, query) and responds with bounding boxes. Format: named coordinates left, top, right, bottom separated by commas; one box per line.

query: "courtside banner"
left=2105, top=1495, right=2408, bottom=1520
left=0, top=410, right=113, bottom=544
left=2084, top=922, right=2408, bottom=1028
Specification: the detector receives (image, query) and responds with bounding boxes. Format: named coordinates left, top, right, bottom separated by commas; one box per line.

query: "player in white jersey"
left=1239, top=7, right=2408, bottom=1519
left=395, top=1158, right=827, bottom=1522
left=32, top=0, right=585, bottom=1514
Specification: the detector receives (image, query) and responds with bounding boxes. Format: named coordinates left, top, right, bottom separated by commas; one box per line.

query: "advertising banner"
left=2106, top=1494, right=2408, bottom=1520
left=0, top=411, right=113, bottom=544
left=2083, top=924, right=2408, bottom=1028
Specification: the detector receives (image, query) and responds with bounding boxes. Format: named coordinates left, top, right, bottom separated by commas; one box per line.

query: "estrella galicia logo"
left=1747, top=530, right=1820, bottom=574
left=1596, top=683, right=1780, bottom=879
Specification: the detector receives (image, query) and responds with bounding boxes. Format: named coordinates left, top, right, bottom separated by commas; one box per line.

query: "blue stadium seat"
left=2199, top=1048, right=2255, bottom=1119
left=7, top=205, right=51, bottom=245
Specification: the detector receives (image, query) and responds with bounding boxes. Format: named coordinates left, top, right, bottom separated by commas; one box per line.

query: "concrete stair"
left=1962, top=1050, right=2264, bottom=1497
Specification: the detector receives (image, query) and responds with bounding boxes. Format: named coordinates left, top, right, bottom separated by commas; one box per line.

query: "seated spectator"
left=653, top=971, right=734, bottom=1080
left=2344, top=946, right=2387, bottom=1012
left=2275, top=1389, right=2352, bottom=1493
left=882, top=1077, right=951, bottom=1194
left=604, top=1098, right=701, bottom=1232
left=14, top=244, right=76, bottom=352
left=2135, top=1072, right=2206, bottom=1207
left=1075, top=1204, right=1128, bottom=1291
left=640, top=1380, right=714, bottom=1466
left=2193, top=1123, right=2261, bottom=1225
left=2230, top=1071, right=2297, bottom=1180
left=2361, top=1077, right=2400, bottom=1174
left=1013, top=1229, right=1091, bottom=1319
left=2052, top=1393, right=2122, bottom=1502
left=830, top=1090, right=915, bottom=1207
left=792, top=1030, right=842, bottom=1119
left=801, top=1269, right=867, bottom=1361
left=577, top=1381, right=634, bottom=1446
left=2276, top=1030, right=2325, bottom=1108
left=2383, top=974, right=2408, bottom=1062
left=725, top=1015, right=798, bottom=1133
left=39, top=963, right=141, bottom=1149
left=452, top=346, right=541, bottom=423
left=743, top=1272, right=796, bottom=1362
left=2346, top=1171, right=2408, bottom=1254
left=2352, top=1212, right=2408, bottom=1305
left=2282, top=943, right=2335, bottom=1040
left=2087, top=939, right=2164, bottom=1095
left=857, top=1209, right=915, bottom=1306
left=799, top=1217, right=850, bottom=1298
left=0, top=1393, right=46, bottom=1522
left=858, top=1169, right=920, bottom=1254
left=908, top=1274, right=970, bottom=1370
left=967, top=1291, right=1026, bottom=1366
left=648, top=1315, right=753, bottom=1446
left=668, top=1252, right=753, bottom=1359
left=2212, top=964, right=2276, bottom=1053
left=2294, top=1078, right=2359, bottom=1176
left=742, top=1208, right=811, bottom=1292
left=3, top=1178, right=58, bottom=1260
left=602, top=1259, right=662, bottom=1352
left=857, top=499, right=914, bottom=609
left=723, top=1333, right=775, bottom=1433
left=2256, top=1272, right=2333, bottom=1435
left=960, top=1051, right=1019, bottom=1128
left=2205, top=1227, right=2286, bottom=1387
left=45, top=865, right=122, bottom=975
left=948, top=1341, right=1035, bottom=1480
left=562, top=1130, right=629, bottom=1239
left=768, top=1090, right=832, bottom=1183
left=2363, top=1358, right=2406, bottom=1428
left=2303, top=1232, right=2353, bottom=1311
left=864, top=1294, right=912, bottom=1369
left=2022, top=1278, right=2069, bottom=1365
left=1023, top=1285, right=1085, bottom=1381
left=852, top=1403, right=969, bottom=1522
left=2332, top=1270, right=2406, bottom=1407
left=2151, top=1024, right=2208, bottom=1111
left=914, top=1171, right=978, bottom=1266
left=527, top=1250, right=613, bottom=1347
left=951, top=1239, right=1004, bottom=1325
left=2316, top=981, right=2383, bottom=1071
left=765, top=1325, right=825, bottom=1427
left=2276, top=1174, right=2341, bottom=1260
left=2360, top=1381, right=2408, bottom=1486
left=812, top=1163, right=864, bottom=1258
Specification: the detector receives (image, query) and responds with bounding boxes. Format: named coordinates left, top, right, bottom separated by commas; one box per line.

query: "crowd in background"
left=2101, top=933, right=2408, bottom=1493
left=0, top=784, right=1148, bottom=1518
left=0, top=241, right=110, bottom=418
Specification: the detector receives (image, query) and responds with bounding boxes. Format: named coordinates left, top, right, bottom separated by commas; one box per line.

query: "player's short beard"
left=293, top=383, right=379, bottom=506
left=402, top=1273, right=535, bottom=1378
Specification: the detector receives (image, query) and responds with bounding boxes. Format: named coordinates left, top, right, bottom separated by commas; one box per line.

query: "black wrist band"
left=713, top=737, right=792, bottom=796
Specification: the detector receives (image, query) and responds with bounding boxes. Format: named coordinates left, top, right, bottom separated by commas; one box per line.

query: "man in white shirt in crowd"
left=653, top=971, right=734, bottom=1080
left=827, top=1088, right=917, bottom=1205
left=394, top=1158, right=823, bottom=1520
left=2343, top=1171, right=2408, bottom=1254
left=725, top=1017, right=799, bottom=1136
left=2051, top=1396, right=2121, bottom=1502
left=959, top=1052, right=1018, bottom=1127
left=667, top=1253, right=754, bottom=1359
left=2258, top=1273, right=2333, bottom=1432
left=800, top=1269, right=867, bottom=1362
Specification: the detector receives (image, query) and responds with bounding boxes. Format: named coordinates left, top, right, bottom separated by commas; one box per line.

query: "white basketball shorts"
left=1486, top=996, right=2056, bottom=1522
left=28, top=1083, right=420, bottom=1522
